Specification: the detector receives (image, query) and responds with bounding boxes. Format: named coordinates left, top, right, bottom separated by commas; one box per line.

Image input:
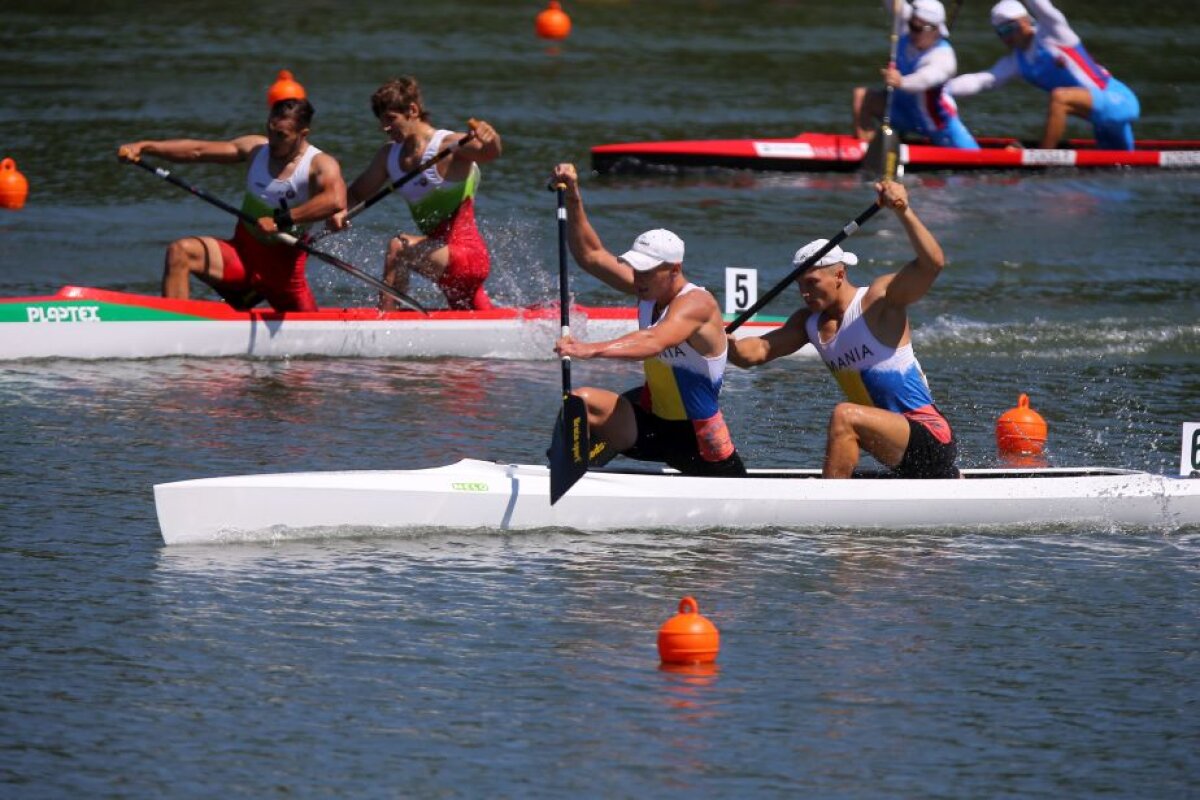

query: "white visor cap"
left=793, top=239, right=859, bottom=270
left=618, top=229, right=685, bottom=272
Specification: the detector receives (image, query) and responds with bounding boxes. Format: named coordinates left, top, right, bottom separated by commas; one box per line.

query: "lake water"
left=1, top=1, right=1197, bottom=796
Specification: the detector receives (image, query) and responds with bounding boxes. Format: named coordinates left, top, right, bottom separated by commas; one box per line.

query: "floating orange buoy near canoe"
left=267, top=70, right=306, bottom=107
left=535, top=1, right=572, bottom=40
left=0, top=158, right=28, bottom=210
left=657, top=596, right=720, bottom=664
left=996, top=393, right=1048, bottom=456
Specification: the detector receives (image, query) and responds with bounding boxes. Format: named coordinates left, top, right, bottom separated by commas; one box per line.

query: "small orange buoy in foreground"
left=0, top=158, right=29, bottom=210
left=996, top=393, right=1048, bottom=456
left=658, top=596, right=720, bottom=664
left=267, top=70, right=307, bottom=107
left=535, top=1, right=572, bottom=40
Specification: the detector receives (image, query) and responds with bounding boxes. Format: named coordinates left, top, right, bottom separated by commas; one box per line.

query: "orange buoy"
left=996, top=393, right=1048, bottom=456
left=535, top=0, right=572, bottom=40
left=0, top=158, right=29, bottom=210
left=657, top=596, right=720, bottom=664
left=267, top=70, right=306, bottom=107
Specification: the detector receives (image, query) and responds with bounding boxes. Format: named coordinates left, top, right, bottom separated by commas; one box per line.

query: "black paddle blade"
left=863, top=123, right=901, bottom=180
left=548, top=394, right=589, bottom=505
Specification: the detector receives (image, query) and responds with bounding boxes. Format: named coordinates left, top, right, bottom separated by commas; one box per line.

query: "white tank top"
left=243, top=143, right=321, bottom=214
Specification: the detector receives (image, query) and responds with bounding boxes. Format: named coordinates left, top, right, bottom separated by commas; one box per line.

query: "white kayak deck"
left=154, top=458, right=1200, bottom=545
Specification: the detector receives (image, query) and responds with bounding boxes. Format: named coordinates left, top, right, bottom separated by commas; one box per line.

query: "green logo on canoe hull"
left=0, top=302, right=204, bottom=323
left=451, top=482, right=489, bottom=492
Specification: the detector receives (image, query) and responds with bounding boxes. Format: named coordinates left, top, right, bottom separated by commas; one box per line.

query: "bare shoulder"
left=312, top=150, right=342, bottom=170
left=675, top=284, right=721, bottom=319
left=862, top=272, right=898, bottom=308
left=229, top=135, right=268, bottom=160
left=783, top=306, right=812, bottom=330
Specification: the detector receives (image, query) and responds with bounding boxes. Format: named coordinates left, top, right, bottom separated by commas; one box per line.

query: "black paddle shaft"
left=127, top=158, right=428, bottom=313
left=879, top=0, right=906, bottom=180
left=547, top=182, right=590, bottom=504
left=724, top=202, right=881, bottom=334
left=556, top=185, right=572, bottom=395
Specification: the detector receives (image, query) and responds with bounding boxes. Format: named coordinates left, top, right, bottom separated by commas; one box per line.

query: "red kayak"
left=591, top=132, right=1200, bottom=175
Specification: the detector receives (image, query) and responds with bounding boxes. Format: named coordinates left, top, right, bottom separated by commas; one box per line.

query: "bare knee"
left=386, top=236, right=406, bottom=261
left=164, top=238, right=203, bottom=275
left=828, top=402, right=860, bottom=436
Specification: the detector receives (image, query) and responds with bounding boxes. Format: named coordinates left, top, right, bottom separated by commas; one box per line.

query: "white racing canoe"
left=0, top=286, right=790, bottom=361
left=154, top=454, right=1200, bottom=546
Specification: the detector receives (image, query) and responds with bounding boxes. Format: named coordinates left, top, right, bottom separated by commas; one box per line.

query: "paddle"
left=126, top=157, right=428, bottom=314
left=947, top=0, right=965, bottom=32
left=547, top=182, right=589, bottom=505
left=309, top=123, right=478, bottom=243
left=864, top=0, right=906, bottom=180
left=724, top=202, right=881, bottom=334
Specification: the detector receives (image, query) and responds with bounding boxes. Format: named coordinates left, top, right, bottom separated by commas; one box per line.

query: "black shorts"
left=894, top=417, right=959, bottom=479
left=620, top=388, right=746, bottom=477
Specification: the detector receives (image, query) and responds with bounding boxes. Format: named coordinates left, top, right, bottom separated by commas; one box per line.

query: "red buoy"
left=0, top=158, right=28, bottom=210
left=996, top=393, right=1048, bottom=456
left=657, top=596, right=720, bottom=664
left=267, top=70, right=306, bottom=107
left=535, top=1, right=572, bottom=40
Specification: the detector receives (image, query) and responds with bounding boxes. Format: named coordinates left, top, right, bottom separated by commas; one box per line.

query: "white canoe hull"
left=0, top=286, right=791, bottom=361
left=154, top=458, right=1200, bottom=545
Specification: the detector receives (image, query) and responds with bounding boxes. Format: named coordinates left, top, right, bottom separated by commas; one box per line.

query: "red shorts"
left=215, top=226, right=317, bottom=312
left=430, top=198, right=492, bottom=310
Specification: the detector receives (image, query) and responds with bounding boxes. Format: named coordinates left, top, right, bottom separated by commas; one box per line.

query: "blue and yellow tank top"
left=805, top=287, right=938, bottom=414
left=638, top=284, right=727, bottom=423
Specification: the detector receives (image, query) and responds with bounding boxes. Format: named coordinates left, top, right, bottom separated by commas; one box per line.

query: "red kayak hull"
left=591, top=132, right=1200, bottom=174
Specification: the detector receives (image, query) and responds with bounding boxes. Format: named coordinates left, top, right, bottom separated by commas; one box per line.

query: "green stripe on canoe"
left=0, top=301, right=209, bottom=323
left=723, top=312, right=788, bottom=324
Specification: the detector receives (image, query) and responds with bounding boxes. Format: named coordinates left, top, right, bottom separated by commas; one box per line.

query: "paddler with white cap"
left=550, top=162, right=746, bottom=478
left=852, top=0, right=980, bottom=149
left=946, top=0, right=1140, bottom=149
left=727, top=180, right=959, bottom=479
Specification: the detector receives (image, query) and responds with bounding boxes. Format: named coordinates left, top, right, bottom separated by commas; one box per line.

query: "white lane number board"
left=1183, top=422, right=1200, bottom=477
left=725, top=268, right=758, bottom=315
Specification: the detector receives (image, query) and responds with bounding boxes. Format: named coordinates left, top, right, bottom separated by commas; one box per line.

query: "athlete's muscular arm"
left=875, top=181, right=945, bottom=309
left=727, top=309, right=811, bottom=368
left=116, top=135, right=265, bottom=165
left=289, top=153, right=347, bottom=225
left=556, top=291, right=711, bottom=361
left=551, top=163, right=637, bottom=295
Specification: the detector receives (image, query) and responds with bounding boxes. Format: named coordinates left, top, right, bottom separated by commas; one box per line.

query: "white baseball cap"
left=793, top=239, right=858, bottom=270
left=990, top=0, right=1029, bottom=26
left=911, top=0, right=950, bottom=36
left=618, top=229, right=685, bottom=272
